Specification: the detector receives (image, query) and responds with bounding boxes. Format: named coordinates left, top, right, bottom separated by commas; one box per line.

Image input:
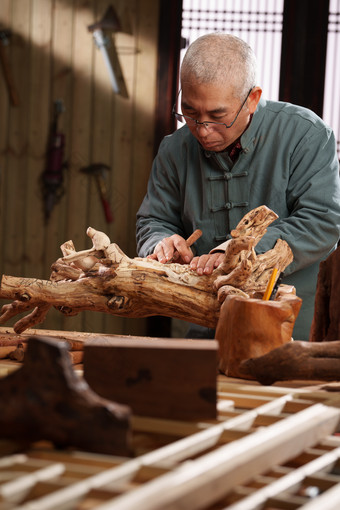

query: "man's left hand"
left=190, top=252, right=225, bottom=275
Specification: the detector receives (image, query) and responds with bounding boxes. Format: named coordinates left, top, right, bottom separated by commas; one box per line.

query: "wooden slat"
left=91, top=405, right=340, bottom=510
left=1, top=380, right=340, bottom=509
left=104, top=0, right=137, bottom=335
left=224, top=443, right=340, bottom=510
left=62, top=1, right=95, bottom=333
left=124, top=0, right=159, bottom=338
left=84, top=0, right=115, bottom=335
left=0, top=462, right=65, bottom=502
left=0, top=0, right=11, bottom=261
left=23, top=0, right=53, bottom=280
left=43, top=0, right=75, bottom=331
left=2, top=0, right=31, bottom=281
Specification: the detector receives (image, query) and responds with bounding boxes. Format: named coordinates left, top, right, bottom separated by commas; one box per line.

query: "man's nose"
left=195, top=121, right=210, bottom=131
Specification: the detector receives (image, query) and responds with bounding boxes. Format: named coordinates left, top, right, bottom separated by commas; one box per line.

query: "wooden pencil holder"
left=215, top=286, right=302, bottom=379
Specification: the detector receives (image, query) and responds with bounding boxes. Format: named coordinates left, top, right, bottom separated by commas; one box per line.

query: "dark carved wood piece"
left=240, top=340, right=340, bottom=385
left=0, top=336, right=132, bottom=456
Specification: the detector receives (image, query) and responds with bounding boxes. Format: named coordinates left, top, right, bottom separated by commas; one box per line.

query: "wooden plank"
left=83, top=337, right=218, bottom=420
left=60, top=1, right=95, bottom=334
left=128, top=0, right=159, bottom=257
left=42, top=0, right=75, bottom=331
left=106, top=0, right=137, bottom=335
left=2, top=0, right=31, bottom=280
left=23, top=0, right=53, bottom=280
left=0, top=0, right=11, bottom=272
left=84, top=0, right=115, bottom=335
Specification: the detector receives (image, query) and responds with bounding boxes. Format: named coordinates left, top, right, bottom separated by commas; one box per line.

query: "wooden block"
left=83, top=337, right=218, bottom=421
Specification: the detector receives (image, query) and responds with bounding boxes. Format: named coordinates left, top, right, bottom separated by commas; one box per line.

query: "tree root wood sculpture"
left=0, top=206, right=294, bottom=334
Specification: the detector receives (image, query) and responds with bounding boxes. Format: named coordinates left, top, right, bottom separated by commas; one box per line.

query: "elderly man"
left=136, top=32, right=340, bottom=340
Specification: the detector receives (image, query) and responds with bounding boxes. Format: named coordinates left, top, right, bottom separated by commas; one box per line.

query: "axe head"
left=88, top=5, right=121, bottom=33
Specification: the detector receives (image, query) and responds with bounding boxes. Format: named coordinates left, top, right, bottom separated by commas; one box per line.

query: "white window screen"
left=323, top=0, right=340, bottom=159
left=180, top=0, right=284, bottom=100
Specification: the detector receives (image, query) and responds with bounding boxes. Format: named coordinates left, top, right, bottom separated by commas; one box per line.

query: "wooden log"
left=0, top=326, right=98, bottom=350
left=83, top=337, right=218, bottom=421
left=0, top=327, right=93, bottom=363
left=240, top=340, right=340, bottom=385
left=0, top=336, right=132, bottom=456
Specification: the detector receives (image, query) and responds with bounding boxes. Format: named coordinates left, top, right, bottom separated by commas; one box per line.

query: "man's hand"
left=147, top=234, right=193, bottom=264
left=190, top=252, right=225, bottom=275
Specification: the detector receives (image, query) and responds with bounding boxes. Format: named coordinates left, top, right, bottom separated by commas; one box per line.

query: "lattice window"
left=180, top=0, right=284, bottom=100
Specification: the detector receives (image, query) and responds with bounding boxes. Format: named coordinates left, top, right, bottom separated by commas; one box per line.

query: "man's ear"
left=248, top=86, right=262, bottom=114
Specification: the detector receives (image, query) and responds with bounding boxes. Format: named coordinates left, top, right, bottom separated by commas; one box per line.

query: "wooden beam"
left=279, top=0, right=329, bottom=116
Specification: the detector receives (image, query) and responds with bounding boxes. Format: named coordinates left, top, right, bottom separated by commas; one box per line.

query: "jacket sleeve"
left=255, top=127, right=340, bottom=275
left=136, top=138, right=186, bottom=257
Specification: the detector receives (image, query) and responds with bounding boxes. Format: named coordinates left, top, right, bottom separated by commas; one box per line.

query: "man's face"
left=180, top=81, right=260, bottom=152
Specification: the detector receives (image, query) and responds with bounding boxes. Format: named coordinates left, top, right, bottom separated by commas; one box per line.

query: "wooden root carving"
left=216, top=288, right=302, bottom=379
left=0, top=206, right=294, bottom=333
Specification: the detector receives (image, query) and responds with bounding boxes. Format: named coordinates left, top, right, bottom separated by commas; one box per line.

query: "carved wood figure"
left=0, top=206, right=294, bottom=334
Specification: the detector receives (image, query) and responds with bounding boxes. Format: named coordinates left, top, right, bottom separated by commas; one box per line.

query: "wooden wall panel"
left=0, top=0, right=11, bottom=256
left=0, top=0, right=160, bottom=336
left=24, top=0, right=53, bottom=280
left=2, top=0, right=31, bottom=279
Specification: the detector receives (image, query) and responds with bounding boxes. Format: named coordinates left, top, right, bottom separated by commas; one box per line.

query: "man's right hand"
left=147, top=234, right=193, bottom=264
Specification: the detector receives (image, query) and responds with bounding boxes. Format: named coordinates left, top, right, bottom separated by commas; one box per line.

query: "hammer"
left=0, top=28, right=20, bottom=107
left=81, top=163, right=113, bottom=223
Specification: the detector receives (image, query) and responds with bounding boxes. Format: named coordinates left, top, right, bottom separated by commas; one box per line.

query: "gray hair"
left=181, top=33, right=257, bottom=100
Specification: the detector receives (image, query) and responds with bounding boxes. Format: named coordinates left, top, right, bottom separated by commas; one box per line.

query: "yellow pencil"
left=262, top=267, right=278, bottom=301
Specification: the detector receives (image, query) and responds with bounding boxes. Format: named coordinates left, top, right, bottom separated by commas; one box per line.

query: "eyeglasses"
left=172, top=87, right=254, bottom=130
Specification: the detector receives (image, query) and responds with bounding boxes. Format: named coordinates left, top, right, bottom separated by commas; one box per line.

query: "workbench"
left=2, top=331, right=340, bottom=509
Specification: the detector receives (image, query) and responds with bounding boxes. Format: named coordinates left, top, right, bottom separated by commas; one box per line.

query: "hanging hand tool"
left=41, top=99, right=67, bottom=222
left=80, top=163, right=113, bottom=223
left=0, top=27, right=20, bottom=106
left=87, top=5, right=128, bottom=97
